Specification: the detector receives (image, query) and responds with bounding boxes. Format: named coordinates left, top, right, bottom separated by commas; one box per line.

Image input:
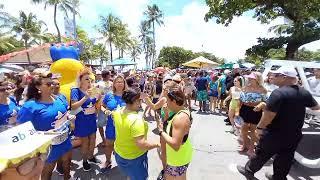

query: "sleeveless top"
left=240, top=92, right=267, bottom=103
left=166, top=110, right=193, bottom=166
left=231, top=87, right=241, bottom=100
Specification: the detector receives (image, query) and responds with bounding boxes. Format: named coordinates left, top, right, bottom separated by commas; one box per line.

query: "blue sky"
left=2, top=0, right=320, bottom=66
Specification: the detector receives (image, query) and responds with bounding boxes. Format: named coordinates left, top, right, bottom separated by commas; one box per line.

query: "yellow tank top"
left=166, top=110, right=193, bottom=166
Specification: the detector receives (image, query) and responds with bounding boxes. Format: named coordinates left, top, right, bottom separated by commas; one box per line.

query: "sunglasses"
left=44, top=81, right=53, bottom=87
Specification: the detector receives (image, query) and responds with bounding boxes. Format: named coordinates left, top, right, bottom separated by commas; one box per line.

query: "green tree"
left=97, top=14, right=121, bottom=62
left=143, top=4, right=164, bottom=68
left=205, top=0, right=320, bottom=60
left=157, top=46, right=194, bottom=68
left=32, top=0, right=79, bottom=43
left=12, top=11, right=47, bottom=64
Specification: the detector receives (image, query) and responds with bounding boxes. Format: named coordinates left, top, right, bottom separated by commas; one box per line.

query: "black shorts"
left=240, top=105, right=262, bottom=125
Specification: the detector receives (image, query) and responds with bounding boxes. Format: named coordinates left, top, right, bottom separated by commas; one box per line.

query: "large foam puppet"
left=50, top=44, right=84, bottom=102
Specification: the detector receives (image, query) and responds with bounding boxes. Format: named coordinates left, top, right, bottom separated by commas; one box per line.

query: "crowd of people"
left=0, top=64, right=319, bottom=180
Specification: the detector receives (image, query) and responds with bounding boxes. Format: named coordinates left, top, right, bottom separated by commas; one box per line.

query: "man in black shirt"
left=237, top=66, right=320, bottom=180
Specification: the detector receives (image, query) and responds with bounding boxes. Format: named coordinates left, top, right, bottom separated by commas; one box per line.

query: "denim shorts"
left=115, top=152, right=148, bottom=180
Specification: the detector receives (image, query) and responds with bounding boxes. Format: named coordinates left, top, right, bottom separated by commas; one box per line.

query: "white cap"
left=271, top=66, right=297, bottom=78
left=224, top=69, right=231, bottom=75
left=233, top=64, right=240, bottom=69
left=95, top=70, right=102, bottom=75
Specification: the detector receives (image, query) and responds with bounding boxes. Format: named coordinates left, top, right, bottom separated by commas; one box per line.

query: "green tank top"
left=166, top=110, right=193, bottom=166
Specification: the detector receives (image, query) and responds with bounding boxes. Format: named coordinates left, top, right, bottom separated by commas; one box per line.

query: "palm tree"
left=144, top=4, right=164, bottom=68
left=12, top=11, right=47, bottom=64
left=130, top=38, right=142, bottom=62
left=32, top=0, right=79, bottom=43
left=139, top=21, right=152, bottom=67
left=114, top=22, right=132, bottom=58
left=97, top=14, right=121, bottom=62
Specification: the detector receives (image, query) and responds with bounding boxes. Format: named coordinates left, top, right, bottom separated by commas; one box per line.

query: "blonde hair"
left=253, top=72, right=263, bottom=87
left=112, top=75, right=128, bottom=93
left=76, top=68, right=91, bottom=88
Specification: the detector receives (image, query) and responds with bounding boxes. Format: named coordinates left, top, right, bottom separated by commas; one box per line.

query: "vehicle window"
left=304, top=68, right=320, bottom=96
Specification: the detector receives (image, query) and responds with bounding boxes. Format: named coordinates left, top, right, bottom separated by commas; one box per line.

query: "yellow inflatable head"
left=49, top=44, right=84, bottom=102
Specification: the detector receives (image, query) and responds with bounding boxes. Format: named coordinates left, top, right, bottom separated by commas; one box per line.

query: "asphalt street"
left=52, top=107, right=320, bottom=180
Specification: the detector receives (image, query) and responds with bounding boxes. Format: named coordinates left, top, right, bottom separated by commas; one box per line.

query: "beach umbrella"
left=182, top=56, right=219, bottom=68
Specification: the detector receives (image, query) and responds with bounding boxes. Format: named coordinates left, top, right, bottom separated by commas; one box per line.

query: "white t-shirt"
left=96, top=80, right=113, bottom=95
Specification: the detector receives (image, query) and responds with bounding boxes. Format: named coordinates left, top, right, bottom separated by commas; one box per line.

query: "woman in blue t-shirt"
left=100, top=75, right=127, bottom=172
left=70, top=69, right=101, bottom=171
left=17, top=72, right=73, bottom=180
left=0, top=80, right=19, bottom=126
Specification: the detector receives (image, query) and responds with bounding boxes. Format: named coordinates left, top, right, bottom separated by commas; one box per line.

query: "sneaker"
left=56, top=166, right=64, bottom=176
left=88, top=157, right=102, bottom=165
left=265, top=172, right=273, bottom=180
left=83, top=160, right=92, bottom=171
left=100, top=161, right=112, bottom=174
left=237, top=165, right=255, bottom=180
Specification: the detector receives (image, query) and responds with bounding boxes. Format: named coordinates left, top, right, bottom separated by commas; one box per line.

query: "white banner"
left=0, top=122, right=57, bottom=171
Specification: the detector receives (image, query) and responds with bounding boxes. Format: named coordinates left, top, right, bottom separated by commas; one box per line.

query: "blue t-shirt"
left=17, top=97, right=72, bottom=163
left=56, top=93, right=68, bottom=107
left=103, top=93, right=126, bottom=139
left=196, top=77, right=208, bottom=91
left=209, top=81, right=218, bottom=92
left=70, top=88, right=97, bottom=120
left=219, top=75, right=227, bottom=94
left=17, top=97, right=69, bottom=131
left=0, top=97, right=19, bottom=126
left=103, top=93, right=126, bottom=111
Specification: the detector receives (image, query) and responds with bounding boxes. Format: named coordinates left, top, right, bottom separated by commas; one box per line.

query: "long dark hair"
left=26, top=73, right=52, bottom=101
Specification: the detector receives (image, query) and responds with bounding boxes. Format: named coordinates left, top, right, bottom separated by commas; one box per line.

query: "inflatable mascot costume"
left=50, top=44, right=84, bottom=102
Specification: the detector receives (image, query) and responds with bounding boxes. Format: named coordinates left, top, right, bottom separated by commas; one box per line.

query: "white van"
left=262, top=59, right=320, bottom=168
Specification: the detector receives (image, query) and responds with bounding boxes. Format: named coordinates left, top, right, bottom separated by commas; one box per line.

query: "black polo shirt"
left=266, top=85, right=318, bottom=135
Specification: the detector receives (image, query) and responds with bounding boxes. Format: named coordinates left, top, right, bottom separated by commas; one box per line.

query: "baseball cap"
left=163, top=74, right=173, bottom=83
left=233, top=64, right=240, bottom=69
left=245, top=72, right=257, bottom=79
left=224, top=69, right=231, bottom=75
left=271, top=66, right=297, bottom=78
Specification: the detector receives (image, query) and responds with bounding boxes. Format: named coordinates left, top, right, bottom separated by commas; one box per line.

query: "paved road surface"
left=53, top=108, right=320, bottom=180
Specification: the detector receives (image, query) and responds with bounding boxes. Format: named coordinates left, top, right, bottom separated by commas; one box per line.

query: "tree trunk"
left=285, top=40, right=301, bottom=60
left=53, top=4, right=61, bottom=43
left=109, top=41, right=113, bottom=62
left=152, top=21, right=156, bottom=69
left=24, top=39, right=31, bottom=64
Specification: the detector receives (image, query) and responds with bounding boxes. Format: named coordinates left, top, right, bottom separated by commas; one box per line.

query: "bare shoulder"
left=173, top=112, right=191, bottom=127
